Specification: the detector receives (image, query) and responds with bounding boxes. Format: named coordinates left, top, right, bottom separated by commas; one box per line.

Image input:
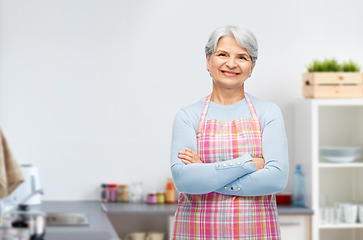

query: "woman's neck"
left=210, top=85, right=245, bottom=105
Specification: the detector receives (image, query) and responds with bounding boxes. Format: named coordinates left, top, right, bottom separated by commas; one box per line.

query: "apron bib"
left=172, top=93, right=281, bottom=240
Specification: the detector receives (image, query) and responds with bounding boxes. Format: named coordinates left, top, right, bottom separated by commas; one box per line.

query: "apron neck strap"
left=244, top=93, right=258, bottom=119
left=197, top=92, right=258, bottom=133
left=197, top=93, right=211, bottom=134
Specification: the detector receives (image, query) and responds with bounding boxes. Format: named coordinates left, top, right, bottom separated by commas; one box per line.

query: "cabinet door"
left=279, top=215, right=311, bottom=240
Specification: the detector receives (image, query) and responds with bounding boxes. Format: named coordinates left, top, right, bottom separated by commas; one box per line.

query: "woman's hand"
left=179, top=148, right=264, bottom=171
left=249, top=158, right=265, bottom=171
left=178, top=148, right=203, bottom=165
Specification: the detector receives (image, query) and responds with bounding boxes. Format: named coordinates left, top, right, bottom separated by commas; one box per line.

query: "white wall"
left=1, top=0, right=362, bottom=200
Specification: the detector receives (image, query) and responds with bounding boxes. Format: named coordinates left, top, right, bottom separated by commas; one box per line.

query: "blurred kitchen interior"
left=0, top=0, right=363, bottom=239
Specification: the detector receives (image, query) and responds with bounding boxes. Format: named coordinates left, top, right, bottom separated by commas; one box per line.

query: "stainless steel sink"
left=46, top=213, right=90, bottom=226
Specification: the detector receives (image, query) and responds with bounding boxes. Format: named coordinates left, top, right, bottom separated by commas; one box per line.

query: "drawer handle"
left=280, top=222, right=301, bottom=226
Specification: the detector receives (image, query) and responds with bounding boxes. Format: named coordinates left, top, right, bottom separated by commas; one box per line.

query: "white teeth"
left=223, top=71, right=238, bottom=76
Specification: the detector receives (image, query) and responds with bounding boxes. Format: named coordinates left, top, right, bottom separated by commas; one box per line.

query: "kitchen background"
left=0, top=0, right=363, bottom=201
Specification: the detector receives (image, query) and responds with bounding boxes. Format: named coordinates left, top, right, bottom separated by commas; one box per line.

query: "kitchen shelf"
left=295, top=98, right=363, bottom=106
left=319, top=224, right=363, bottom=229
left=318, top=163, right=363, bottom=168
left=294, top=99, right=363, bottom=240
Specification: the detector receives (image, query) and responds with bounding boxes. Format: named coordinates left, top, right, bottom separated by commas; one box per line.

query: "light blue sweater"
left=170, top=93, right=289, bottom=196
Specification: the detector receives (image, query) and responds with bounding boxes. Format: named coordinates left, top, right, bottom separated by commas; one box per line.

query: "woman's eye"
left=218, top=53, right=227, bottom=57
left=239, top=56, right=251, bottom=61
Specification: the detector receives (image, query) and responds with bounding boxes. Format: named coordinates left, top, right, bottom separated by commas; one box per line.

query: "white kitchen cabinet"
left=294, top=99, right=363, bottom=240
left=280, top=215, right=311, bottom=240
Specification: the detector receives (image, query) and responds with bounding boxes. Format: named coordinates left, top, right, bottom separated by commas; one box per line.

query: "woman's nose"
left=226, top=58, right=237, bottom=68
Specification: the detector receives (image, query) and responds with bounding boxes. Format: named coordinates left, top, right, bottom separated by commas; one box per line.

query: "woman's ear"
left=251, top=63, right=256, bottom=73
left=206, top=54, right=211, bottom=72
left=248, top=63, right=256, bottom=78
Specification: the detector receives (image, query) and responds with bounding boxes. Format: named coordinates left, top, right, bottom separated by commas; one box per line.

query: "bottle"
left=101, top=184, right=108, bottom=202
left=292, top=164, right=305, bottom=206
left=108, top=184, right=118, bottom=202
left=165, top=178, right=176, bottom=203
left=118, top=184, right=129, bottom=203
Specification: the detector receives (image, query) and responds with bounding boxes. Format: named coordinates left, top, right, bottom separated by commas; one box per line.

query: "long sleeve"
left=214, top=103, right=289, bottom=196
left=170, top=109, right=256, bottom=194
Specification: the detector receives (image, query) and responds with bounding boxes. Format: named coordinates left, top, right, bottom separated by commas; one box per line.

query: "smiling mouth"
left=221, top=70, right=240, bottom=77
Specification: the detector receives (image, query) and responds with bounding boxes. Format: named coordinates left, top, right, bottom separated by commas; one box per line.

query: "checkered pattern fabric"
left=172, top=93, right=281, bottom=239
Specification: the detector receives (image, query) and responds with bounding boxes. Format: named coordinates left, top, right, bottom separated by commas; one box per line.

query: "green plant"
left=306, top=60, right=319, bottom=72
left=323, top=58, right=341, bottom=71
left=341, top=60, right=361, bottom=72
left=305, top=59, right=360, bottom=72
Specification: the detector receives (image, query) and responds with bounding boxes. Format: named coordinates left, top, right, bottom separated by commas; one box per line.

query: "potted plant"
left=303, top=59, right=362, bottom=98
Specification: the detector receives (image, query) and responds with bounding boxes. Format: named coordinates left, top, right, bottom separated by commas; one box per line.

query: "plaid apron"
left=172, top=93, right=281, bottom=240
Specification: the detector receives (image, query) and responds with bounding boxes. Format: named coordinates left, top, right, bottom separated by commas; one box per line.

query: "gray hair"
left=205, top=25, right=258, bottom=65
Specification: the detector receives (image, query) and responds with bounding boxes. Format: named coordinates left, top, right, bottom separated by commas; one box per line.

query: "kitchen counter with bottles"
left=102, top=201, right=313, bottom=215
left=102, top=202, right=313, bottom=239
left=19, top=201, right=312, bottom=240
left=101, top=202, right=313, bottom=239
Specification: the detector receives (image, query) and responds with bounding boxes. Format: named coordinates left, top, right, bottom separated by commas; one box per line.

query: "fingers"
left=249, top=157, right=265, bottom=171
left=256, top=165, right=264, bottom=171
left=182, top=159, right=192, bottom=165
left=185, top=148, right=197, bottom=154
left=178, top=151, right=196, bottom=164
left=178, top=152, right=194, bottom=162
left=182, top=148, right=198, bottom=158
left=179, top=155, right=195, bottom=165
left=251, top=158, right=265, bottom=164
left=178, top=148, right=201, bottom=164
left=179, top=148, right=197, bottom=157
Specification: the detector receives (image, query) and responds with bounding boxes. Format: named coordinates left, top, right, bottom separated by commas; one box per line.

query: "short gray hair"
left=205, top=25, right=258, bottom=65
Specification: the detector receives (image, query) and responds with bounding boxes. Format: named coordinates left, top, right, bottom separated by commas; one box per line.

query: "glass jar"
left=101, top=184, right=108, bottom=202
left=130, top=182, right=143, bottom=203
left=146, top=192, right=157, bottom=204
left=157, top=192, right=165, bottom=204
left=118, top=184, right=129, bottom=203
left=108, top=184, right=117, bottom=202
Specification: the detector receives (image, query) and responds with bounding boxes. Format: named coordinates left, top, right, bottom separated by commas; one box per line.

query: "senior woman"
left=170, top=25, right=288, bottom=240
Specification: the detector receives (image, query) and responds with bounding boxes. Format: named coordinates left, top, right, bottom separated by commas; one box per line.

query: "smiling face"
left=206, top=36, right=255, bottom=91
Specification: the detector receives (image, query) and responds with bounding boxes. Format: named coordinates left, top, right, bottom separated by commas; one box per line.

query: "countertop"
left=102, top=202, right=314, bottom=216
left=276, top=204, right=314, bottom=215
left=32, top=201, right=119, bottom=240
left=9, top=201, right=312, bottom=240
